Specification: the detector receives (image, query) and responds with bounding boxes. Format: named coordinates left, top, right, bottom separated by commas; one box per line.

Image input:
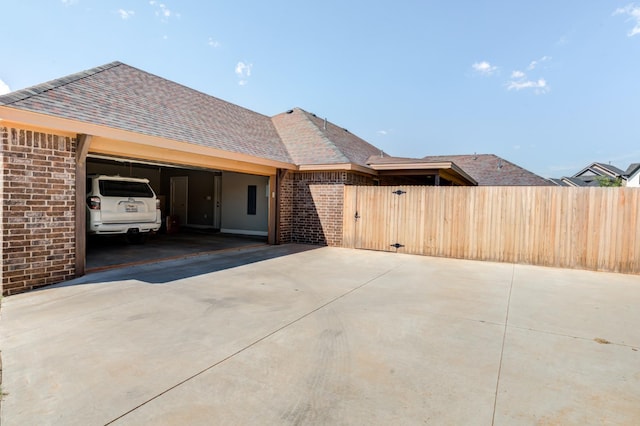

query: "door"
left=213, top=175, right=222, bottom=229
left=170, top=176, right=188, bottom=225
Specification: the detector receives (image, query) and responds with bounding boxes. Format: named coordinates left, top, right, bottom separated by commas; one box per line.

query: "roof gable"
left=0, top=62, right=293, bottom=164
left=574, top=162, right=625, bottom=178
left=421, top=154, right=551, bottom=186
left=271, top=108, right=384, bottom=167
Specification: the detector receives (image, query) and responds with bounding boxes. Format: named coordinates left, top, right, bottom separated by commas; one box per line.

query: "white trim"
left=220, top=228, right=268, bottom=237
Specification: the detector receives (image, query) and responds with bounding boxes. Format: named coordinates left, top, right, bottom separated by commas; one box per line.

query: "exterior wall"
left=278, top=171, right=373, bottom=246
left=221, top=171, right=269, bottom=236
left=1, top=127, right=77, bottom=296
left=160, top=168, right=220, bottom=227
left=627, top=172, right=639, bottom=188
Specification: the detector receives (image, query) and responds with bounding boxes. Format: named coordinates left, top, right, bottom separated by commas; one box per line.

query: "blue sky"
left=1, top=1, right=639, bottom=177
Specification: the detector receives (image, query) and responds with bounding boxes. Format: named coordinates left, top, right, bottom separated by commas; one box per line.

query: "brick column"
left=1, top=127, right=77, bottom=295
left=280, top=171, right=374, bottom=247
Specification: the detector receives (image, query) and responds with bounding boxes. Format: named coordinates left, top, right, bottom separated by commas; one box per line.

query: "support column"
left=75, top=134, right=92, bottom=276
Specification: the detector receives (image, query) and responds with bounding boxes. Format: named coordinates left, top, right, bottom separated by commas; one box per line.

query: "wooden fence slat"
left=344, top=186, right=640, bottom=274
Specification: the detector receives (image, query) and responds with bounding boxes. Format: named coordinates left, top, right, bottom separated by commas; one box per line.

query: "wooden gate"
left=343, top=185, right=640, bottom=274
left=343, top=186, right=421, bottom=253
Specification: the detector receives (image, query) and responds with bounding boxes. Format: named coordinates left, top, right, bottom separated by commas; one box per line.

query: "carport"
left=84, top=155, right=273, bottom=270
left=74, top=123, right=293, bottom=276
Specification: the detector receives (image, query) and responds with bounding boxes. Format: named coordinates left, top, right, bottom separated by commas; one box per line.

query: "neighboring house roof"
left=421, top=154, right=552, bottom=186
left=271, top=108, right=384, bottom=167
left=574, top=162, right=626, bottom=179
left=560, top=176, right=599, bottom=187
left=552, top=161, right=634, bottom=187
left=546, top=178, right=568, bottom=186
left=0, top=61, right=293, bottom=164
left=624, top=163, right=640, bottom=178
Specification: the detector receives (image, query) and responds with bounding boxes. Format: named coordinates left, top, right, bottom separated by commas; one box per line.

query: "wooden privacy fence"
left=343, top=186, right=640, bottom=274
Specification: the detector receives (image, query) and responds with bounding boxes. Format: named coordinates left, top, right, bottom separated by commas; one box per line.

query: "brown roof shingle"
left=271, top=108, right=384, bottom=167
left=422, top=154, right=552, bottom=186
left=0, top=62, right=293, bottom=164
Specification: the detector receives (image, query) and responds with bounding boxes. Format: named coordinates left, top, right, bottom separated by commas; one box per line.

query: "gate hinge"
left=392, top=190, right=406, bottom=195
left=390, top=243, right=404, bottom=249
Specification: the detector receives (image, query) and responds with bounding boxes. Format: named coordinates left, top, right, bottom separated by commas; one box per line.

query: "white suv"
left=86, top=175, right=162, bottom=242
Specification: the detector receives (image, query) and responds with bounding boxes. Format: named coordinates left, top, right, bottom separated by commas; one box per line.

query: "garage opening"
left=85, top=155, right=270, bottom=271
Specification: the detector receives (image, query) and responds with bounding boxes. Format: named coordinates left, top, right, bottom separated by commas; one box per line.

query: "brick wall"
left=1, top=127, right=77, bottom=296
left=278, top=171, right=373, bottom=246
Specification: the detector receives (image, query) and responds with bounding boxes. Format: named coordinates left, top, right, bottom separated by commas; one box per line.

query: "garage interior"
left=86, top=156, right=269, bottom=271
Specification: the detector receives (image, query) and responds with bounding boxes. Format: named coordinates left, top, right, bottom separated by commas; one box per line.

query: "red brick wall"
left=278, top=171, right=373, bottom=246
left=1, top=127, right=77, bottom=296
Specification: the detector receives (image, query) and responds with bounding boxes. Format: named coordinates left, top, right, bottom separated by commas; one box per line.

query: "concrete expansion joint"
left=491, top=264, right=515, bottom=425
left=104, top=266, right=399, bottom=425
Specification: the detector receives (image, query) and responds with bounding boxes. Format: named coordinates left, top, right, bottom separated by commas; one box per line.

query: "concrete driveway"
left=1, top=245, right=639, bottom=425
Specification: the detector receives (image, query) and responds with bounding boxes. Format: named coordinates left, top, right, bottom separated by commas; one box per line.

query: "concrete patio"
left=1, top=245, right=638, bottom=425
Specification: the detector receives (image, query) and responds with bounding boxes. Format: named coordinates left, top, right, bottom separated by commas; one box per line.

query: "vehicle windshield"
left=99, top=180, right=154, bottom=198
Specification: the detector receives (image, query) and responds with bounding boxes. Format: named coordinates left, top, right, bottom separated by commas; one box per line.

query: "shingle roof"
left=591, top=162, right=626, bottom=177
left=624, top=163, right=640, bottom=177
left=0, top=62, right=293, bottom=164
left=271, top=108, right=384, bottom=167
left=562, top=176, right=600, bottom=187
left=421, top=154, right=552, bottom=186
left=547, top=178, right=568, bottom=186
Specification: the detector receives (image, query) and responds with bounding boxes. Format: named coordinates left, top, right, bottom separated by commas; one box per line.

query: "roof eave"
left=0, top=106, right=297, bottom=172
left=368, top=161, right=477, bottom=185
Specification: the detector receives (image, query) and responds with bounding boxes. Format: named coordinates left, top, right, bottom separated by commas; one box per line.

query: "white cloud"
left=506, top=57, right=551, bottom=94
left=235, top=62, right=253, bottom=86
left=0, top=79, right=11, bottom=95
left=614, top=4, right=640, bottom=36
left=208, top=37, right=220, bottom=48
left=61, top=0, right=78, bottom=6
left=235, top=62, right=252, bottom=77
left=506, top=78, right=550, bottom=94
left=377, top=130, right=388, bottom=136
left=149, top=1, right=179, bottom=22
left=117, top=9, right=135, bottom=20
left=473, top=59, right=550, bottom=94
left=472, top=61, right=498, bottom=76
left=527, top=56, right=551, bottom=70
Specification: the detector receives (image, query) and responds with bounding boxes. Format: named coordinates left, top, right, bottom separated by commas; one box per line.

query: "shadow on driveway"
left=86, top=230, right=270, bottom=272
left=73, top=243, right=320, bottom=286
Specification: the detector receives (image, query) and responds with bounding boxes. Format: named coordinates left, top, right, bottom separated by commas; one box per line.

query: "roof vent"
left=323, top=117, right=327, bottom=130
left=343, top=128, right=349, bottom=133
left=286, top=109, right=293, bottom=114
